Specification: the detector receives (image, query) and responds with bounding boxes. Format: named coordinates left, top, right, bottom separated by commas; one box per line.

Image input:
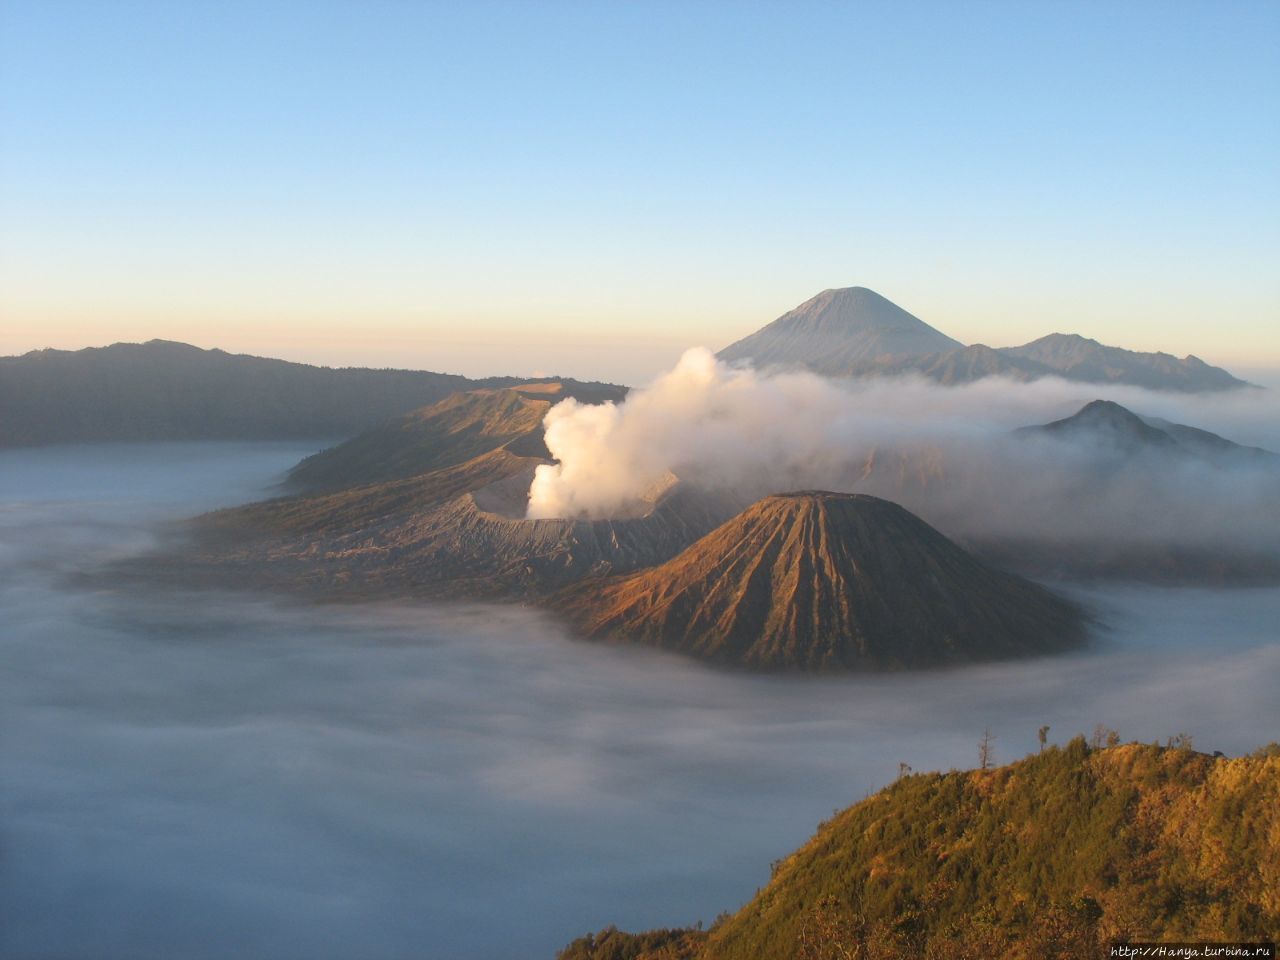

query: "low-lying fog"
left=3, top=444, right=1278, bottom=960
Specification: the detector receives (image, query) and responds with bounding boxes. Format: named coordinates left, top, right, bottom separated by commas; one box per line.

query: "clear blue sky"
left=2, top=0, right=1277, bottom=383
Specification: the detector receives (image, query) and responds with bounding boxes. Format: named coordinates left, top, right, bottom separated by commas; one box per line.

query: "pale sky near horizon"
left=2, top=0, right=1277, bottom=385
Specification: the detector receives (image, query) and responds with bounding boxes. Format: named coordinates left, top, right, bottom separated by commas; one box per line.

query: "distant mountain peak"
left=1027, top=332, right=1098, bottom=346
left=1018, top=399, right=1279, bottom=465
left=718, top=290, right=1248, bottom=391
left=717, top=287, right=963, bottom=375
left=1026, top=399, right=1178, bottom=450
left=1000, top=335, right=1249, bottom=391
left=1076, top=398, right=1142, bottom=418
left=808, top=286, right=902, bottom=313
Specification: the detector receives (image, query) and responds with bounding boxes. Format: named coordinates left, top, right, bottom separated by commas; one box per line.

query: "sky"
left=1, top=0, right=1277, bottom=384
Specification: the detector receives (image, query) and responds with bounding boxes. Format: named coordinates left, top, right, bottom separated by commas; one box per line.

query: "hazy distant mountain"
left=1018, top=399, right=1179, bottom=453
left=1001, top=333, right=1250, bottom=391
left=555, top=491, right=1083, bottom=670
left=0, top=340, right=598, bottom=447
left=718, top=287, right=1250, bottom=391
left=717, top=287, right=963, bottom=375
left=561, top=740, right=1280, bottom=959
left=1017, top=399, right=1279, bottom=465
left=875, top=342, right=1053, bottom=383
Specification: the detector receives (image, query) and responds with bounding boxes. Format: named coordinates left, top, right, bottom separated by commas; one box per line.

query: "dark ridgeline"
left=554, top=491, right=1085, bottom=670
left=0, top=339, right=618, bottom=447
left=717, top=286, right=1251, bottom=391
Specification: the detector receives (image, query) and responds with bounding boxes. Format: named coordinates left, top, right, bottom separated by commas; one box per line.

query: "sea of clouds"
left=2, top=442, right=1278, bottom=958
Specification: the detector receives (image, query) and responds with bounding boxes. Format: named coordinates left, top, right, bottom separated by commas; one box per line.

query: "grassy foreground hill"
left=559, top=739, right=1280, bottom=959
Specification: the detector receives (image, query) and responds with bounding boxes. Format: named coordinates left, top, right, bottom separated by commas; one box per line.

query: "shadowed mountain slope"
left=559, top=741, right=1280, bottom=959
left=555, top=492, right=1084, bottom=670
left=185, top=454, right=737, bottom=600
left=286, top=380, right=627, bottom=493
left=164, top=380, right=734, bottom=600
left=0, top=339, right=618, bottom=447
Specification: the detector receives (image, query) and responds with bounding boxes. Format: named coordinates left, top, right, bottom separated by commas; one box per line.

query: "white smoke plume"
left=527, top=348, right=858, bottom=519
left=525, top=348, right=1280, bottom=554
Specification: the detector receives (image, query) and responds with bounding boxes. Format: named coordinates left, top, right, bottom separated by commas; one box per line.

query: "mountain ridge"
left=718, top=287, right=1251, bottom=392
left=0, top=339, right=621, bottom=448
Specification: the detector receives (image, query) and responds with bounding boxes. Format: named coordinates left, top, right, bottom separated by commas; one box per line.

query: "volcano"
left=555, top=492, right=1085, bottom=670
left=717, top=287, right=961, bottom=375
left=176, top=381, right=740, bottom=600
left=716, top=287, right=1248, bottom=391
left=285, top=380, right=626, bottom=492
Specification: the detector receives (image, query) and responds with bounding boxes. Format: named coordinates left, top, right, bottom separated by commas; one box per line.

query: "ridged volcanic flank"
left=556, top=491, right=1084, bottom=670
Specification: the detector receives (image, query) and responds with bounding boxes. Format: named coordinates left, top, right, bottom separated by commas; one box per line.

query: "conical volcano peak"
left=717, top=287, right=962, bottom=375
left=555, top=490, right=1085, bottom=671
left=1073, top=399, right=1149, bottom=425
left=796, top=287, right=922, bottom=329
left=740, top=490, right=921, bottom=531
left=714, top=289, right=1249, bottom=389
left=759, top=489, right=898, bottom=505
